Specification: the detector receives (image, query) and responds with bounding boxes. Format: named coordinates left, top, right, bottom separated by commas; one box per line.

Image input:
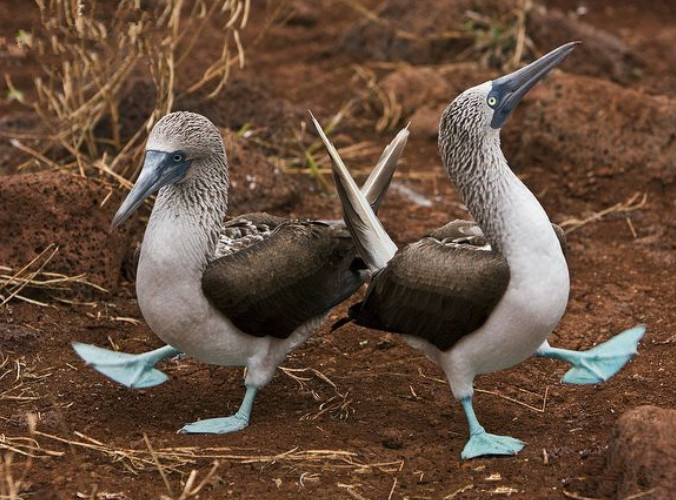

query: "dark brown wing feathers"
left=203, top=221, right=365, bottom=339
left=345, top=219, right=566, bottom=351
left=349, top=235, right=510, bottom=351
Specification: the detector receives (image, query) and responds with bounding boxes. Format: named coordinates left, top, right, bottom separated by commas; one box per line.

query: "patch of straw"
left=30, top=429, right=404, bottom=476
left=280, top=367, right=354, bottom=421
left=0, top=244, right=105, bottom=308
left=0, top=452, right=33, bottom=500
left=2, top=0, right=249, bottom=193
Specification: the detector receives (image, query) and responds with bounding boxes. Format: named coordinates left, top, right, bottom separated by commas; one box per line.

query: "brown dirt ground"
left=1, top=1, right=674, bottom=499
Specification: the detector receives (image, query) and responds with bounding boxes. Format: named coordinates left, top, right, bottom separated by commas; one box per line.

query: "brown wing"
left=349, top=235, right=510, bottom=351
left=203, top=221, right=366, bottom=339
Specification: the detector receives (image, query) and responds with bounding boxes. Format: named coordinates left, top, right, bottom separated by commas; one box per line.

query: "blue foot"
left=459, top=396, right=525, bottom=459
left=462, top=431, right=526, bottom=460
left=537, top=325, right=646, bottom=385
left=180, top=414, right=249, bottom=434
left=72, top=342, right=181, bottom=389
left=179, top=385, right=258, bottom=435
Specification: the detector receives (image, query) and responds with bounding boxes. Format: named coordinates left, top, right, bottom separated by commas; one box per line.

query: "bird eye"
left=172, top=154, right=183, bottom=162
left=487, top=96, right=499, bottom=107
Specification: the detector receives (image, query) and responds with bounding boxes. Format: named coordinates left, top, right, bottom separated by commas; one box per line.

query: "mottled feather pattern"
left=439, top=86, right=513, bottom=253
left=214, top=213, right=286, bottom=258
left=428, top=219, right=567, bottom=254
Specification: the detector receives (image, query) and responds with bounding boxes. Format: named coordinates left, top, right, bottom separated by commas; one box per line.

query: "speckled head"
left=112, top=111, right=227, bottom=228
left=440, top=42, right=578, bottom=145
left=146, top=111, right=225, bottom=160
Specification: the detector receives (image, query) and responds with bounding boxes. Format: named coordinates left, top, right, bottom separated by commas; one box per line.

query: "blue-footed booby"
left=313, top=42, right=646, bottom=459
left=73, top=111, right=409, bottom=434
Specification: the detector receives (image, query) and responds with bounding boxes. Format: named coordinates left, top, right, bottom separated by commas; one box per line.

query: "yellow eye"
left=488, top=96, right=499, bottom=107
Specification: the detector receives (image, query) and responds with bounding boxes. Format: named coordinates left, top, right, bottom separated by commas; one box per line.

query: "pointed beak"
left=491, top=41, right=579, bottom=129
left=111, top=150, right=189, bottom=228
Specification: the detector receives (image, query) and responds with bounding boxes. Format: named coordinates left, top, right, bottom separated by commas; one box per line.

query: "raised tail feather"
left=311, top=113, right=400, bottom=272
left=361, top=124, right=410, bottom=213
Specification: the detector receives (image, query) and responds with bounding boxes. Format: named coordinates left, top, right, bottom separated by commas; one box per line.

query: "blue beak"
left=490, top=42, right=579, bottom=129
left=111, top=150, right=190, bottom=228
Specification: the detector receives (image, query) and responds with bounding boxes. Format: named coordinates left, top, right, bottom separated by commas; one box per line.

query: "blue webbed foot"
left=179, top=385, right=258, bottom=435
left=562, top=325, right=645, bottom=384
left=180, top=413, right=249, bottom=434
left=72, top=342, right=181, bottom=389
left=537, top=325, right=646, bottom=385
left=459, top=396, right=525, bottom=459
left=461, top=431, right=526, bottom=460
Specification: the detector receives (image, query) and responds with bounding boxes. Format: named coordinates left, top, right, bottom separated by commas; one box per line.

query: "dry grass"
left=459, top=0, right=535, bottom=71
left=281, top=366, right=355, bottom=421
left=343, top=0, right=535, bottom=72
left=559, top=192, right=648, bottom=234
left=242, top=104, right=385, bottom=192
left=0, top=452, right=33, bottom=500
left=2, top=0, right=249, bottom=186
left=0, top=244, right=105, bottom=308
left=27, top=429, right=404, bottom=477
left=344, top=0, right=539, bottom=132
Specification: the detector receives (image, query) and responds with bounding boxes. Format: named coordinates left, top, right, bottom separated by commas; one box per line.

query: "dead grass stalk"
left=559, top=192, right=647, bottom=234
left=0, top=244, right=105, bottom=308
left=4, top=0, right=248, bottom=187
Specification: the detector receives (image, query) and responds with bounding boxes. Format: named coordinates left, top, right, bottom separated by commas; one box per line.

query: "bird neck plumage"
left=143, top=156, right=229, bottom=274
left=442, top=130, right=551, bottom=257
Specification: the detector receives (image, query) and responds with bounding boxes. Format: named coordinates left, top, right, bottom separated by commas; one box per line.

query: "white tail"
left=361, top=124, right=409, bottom=212
left=311, top=113, right=400, bottom=272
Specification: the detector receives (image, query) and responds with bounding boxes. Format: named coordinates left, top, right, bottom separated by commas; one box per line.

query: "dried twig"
left=559, top=192, right=647, bottom=234
left=416, top=368, right=548, bottom=413
left=4, top=0, right=248, bottom=195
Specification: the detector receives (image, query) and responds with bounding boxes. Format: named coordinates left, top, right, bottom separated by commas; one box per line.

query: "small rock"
left=381, top=428, right=405, bottom=450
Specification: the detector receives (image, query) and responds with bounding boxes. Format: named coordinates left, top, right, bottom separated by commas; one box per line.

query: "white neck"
left=139, top=159, right=229, bottom=277
left=443, top=131, right=560, bottom=263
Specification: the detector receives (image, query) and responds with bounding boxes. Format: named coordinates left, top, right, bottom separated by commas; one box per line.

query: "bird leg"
left=535, top=325, right=645, bottom=384
left=179, top=385, right=258, bottom=434
left=72, top=342, right=180, bottom=389
left=459, top=396, right=525, bottom=459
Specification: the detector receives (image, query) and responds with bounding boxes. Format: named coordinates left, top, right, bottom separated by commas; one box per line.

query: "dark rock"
left=602, top=405, right=675, bottom=499
left=0, top=171, right=131, bottom=291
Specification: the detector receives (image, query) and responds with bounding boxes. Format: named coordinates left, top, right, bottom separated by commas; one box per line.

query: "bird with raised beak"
left=313, top=42, right=645, bottom=459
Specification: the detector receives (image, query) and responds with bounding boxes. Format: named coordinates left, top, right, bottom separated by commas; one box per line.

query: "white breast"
left=439, top=179, right=570, bottom=400
left=136, top=210, right=260, bottom=366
